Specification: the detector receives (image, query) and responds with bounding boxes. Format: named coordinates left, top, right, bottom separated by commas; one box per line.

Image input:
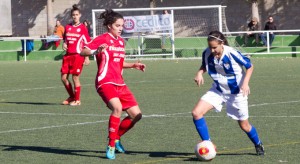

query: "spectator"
left=83, top=20, right=92, bottom=37
left=42, top=20, right=65, bottom=49
left=260, top=16, right=277, bottom=47
left=160, top=10, right=172, bottom=49
left=244, top=17, right=260, bottom=46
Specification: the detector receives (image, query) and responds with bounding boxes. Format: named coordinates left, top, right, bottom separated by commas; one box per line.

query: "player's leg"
left=97, top=85, right=123, bottom=159
left=106, top=98, right=123, bottom=159
left=70, top=74, right=81, bottom=106
left=61, top=56, right=75, bottom=105
left=192, top=100, right=214, bottom=141
left=61, top=73, right=75, bottom=105
left=227, top=94, right=264, bottom=155
left=115, top=86, right=141, bottom=153
left=238, top=119, right=264, bottom=155
left=69, top=55, right=85, bottom=106
left=115, top=105, right=142, bottom=153
left=192, top=89, right=224, bottom=141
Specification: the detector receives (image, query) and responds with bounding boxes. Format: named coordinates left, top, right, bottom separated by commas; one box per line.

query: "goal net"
left=92, top=6, right=228, bottom=58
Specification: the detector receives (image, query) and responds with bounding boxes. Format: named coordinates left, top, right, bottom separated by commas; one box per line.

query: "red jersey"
left=85, top=33, right=126, bottom=89
left=64, top=23, right=91, bottom=54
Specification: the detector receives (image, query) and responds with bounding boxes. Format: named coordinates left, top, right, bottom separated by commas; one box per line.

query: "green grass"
left=1, top=35, right=299, bottom=61
left=0, top=58, right=300, bottom=163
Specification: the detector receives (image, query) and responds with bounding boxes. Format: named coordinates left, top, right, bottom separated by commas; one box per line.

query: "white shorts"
left=201, top=87, right=249, bottom=120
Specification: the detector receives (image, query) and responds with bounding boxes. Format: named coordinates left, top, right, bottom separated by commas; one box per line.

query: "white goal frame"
left=92, top=5, right=225, bottom=58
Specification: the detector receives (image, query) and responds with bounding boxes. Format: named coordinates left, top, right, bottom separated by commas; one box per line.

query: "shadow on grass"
left=0, top=145, right=258, bottom=160
left=0, top=145, right=100, bottom=158
left=0, top=101, right=58, bottom=105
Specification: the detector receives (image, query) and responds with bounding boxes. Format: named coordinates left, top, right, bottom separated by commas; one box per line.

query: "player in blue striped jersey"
left=192, top=31, right=264, bottom=155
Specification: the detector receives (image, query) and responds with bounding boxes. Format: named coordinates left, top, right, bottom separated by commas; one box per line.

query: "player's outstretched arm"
left=81, top=47, right=92, bottom=56
left=123, top=60, right=146, bottom=72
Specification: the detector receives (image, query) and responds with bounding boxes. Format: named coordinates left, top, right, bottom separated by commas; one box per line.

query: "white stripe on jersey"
left=97, top=50, right=109, bottom=82
left=76, top=35, right=87, bottom=54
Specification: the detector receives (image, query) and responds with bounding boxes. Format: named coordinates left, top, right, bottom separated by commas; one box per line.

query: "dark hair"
left=207, top=30, right=229, bottom=46
left=99, top=9, right=123, bottom=28
left=71, top=4, right=80, bottom=16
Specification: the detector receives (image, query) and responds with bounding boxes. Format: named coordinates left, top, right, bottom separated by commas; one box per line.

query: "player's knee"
left=238, top=120, right=251, bottom=132
left=192, top=109, right=204, bottom=120
left=112, top=107, right=123, bottom=116
left=134, top=113, right=142, bottom=122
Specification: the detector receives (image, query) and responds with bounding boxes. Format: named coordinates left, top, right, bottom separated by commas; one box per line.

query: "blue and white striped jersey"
left=202, top=45, right=252, bottom=94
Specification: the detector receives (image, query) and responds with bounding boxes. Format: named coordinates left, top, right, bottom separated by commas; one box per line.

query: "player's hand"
left=194, top=73, right=204, bottom=87
left=84, top=57, right=90, bottom=66
left=133, top=60, right=146, bottom=72
left=97, top=44, right=108, bottom=54
left=241, top=84, right=250, bottom=97
left=63, top=42, right=68, bottom=50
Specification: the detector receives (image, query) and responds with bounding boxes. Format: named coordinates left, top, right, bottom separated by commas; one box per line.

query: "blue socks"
left=246, top=126, right=261, bottom=145
left=193, top=117, right=210, bottom=140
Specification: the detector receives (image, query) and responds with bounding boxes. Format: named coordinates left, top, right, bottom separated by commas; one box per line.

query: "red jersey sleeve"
left=85, top=35, right=106, bottom=54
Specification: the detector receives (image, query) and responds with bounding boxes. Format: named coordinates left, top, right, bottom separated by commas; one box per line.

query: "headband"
left=208, top=35, right=223, bottom=42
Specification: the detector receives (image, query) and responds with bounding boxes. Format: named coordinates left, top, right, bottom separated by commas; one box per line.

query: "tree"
left=247, top=0, right=260, bottom=22
left=149, top=0, right=156, bottom=15
left=47, top=0, right=53, bottom=35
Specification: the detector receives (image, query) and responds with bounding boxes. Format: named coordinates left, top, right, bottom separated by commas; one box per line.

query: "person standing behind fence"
left=81, top=9, right=146, bottom=160
left=261, top=16, right=277, bottom=47
left=244, top=17, right=260, bottom=46
left=61, top=4, right=91, bottom=106
left=43, top=20, right=65, bottom=49
left=192, top=30, right=264, bottom=156
left=160, top=10, right=172, bottom=49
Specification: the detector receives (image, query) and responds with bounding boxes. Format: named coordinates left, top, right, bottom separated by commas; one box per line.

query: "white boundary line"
left=0, top=100, right=299, bottom=134
left=0, top=120, right=108, bottom=134
left=0, top=79, right=185, bottom=93
left=0, top=100, right=299, bottom=117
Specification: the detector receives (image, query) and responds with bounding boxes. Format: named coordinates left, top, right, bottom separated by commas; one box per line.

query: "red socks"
left=108, top=115, right=120, bottom=147
left=74, top=86, right=81, bottom=101
left=64, top=83, right=74, bottom=98
left=117, top=116, right=134, bottom=140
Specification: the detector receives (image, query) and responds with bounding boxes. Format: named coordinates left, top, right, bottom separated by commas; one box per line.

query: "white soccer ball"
left=194, top=140, right=217, bottom=161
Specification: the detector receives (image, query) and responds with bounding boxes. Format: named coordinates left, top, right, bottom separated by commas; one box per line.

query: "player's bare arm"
left=241, top=64, right=254, bottom=96
left=80, top=48, right=91, bottom=56
left=194, top=65, right=206, bottom=87
left=123, top=61, right=146, bottom=72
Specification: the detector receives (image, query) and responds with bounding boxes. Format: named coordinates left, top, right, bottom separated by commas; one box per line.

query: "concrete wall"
left=0, top=0, right=12, bottom=36
left=11, top=0, right=300, bottom=37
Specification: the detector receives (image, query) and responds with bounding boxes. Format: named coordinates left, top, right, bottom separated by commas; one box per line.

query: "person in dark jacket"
left=244, top=17, right=260, bottom=46
left=261, top=16, right=277, bottom=46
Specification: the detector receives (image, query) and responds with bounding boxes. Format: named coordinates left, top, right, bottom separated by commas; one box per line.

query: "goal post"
left=92, top=5, right=226, bottom=59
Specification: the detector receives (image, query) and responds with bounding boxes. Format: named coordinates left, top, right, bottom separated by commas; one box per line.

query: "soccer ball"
left=194, top=140, right=217, bottom=161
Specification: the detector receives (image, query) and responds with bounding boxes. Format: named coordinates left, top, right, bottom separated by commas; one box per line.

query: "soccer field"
left=0, top=58, right=299, bottom=163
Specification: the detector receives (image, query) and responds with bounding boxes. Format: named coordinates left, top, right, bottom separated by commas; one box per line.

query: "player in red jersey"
left=81, top=9, right=146, bottom=160
left=61, top=4, right=91, bottom=106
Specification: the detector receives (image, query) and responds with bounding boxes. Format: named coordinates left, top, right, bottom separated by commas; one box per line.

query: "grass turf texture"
left=0, top=58, right=299, bottom=163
